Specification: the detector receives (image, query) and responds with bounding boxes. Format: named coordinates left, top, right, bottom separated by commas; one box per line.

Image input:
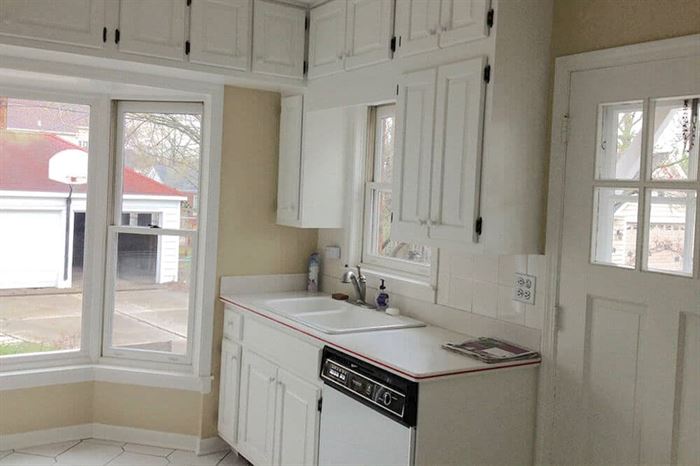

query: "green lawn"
left=0, top=341, right=54, bottom=356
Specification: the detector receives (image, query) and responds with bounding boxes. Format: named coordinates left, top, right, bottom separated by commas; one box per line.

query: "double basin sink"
left=263, top=296, right=425, bottom=335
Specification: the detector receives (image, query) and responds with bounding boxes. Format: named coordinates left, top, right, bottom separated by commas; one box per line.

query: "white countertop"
left=220, top=291, right=540, bottom=381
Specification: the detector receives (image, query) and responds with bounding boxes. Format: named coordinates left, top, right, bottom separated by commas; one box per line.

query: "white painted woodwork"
left=273, top=368, right=320, bottom=466
left=393, top=0, right=440, bottom=58
left=189, top=0, right=251, bottom=70
left=117, top=0, right=186, bottom=60
left=307, top=0, right=346, bottom=79
left=344, top=0, right=393, bottom=70
left=217, top=339, right=241, bottom=447
left=277, top=95, right=303, bottom=226
left=392, top=67, right=435, bottom=242
left=0, top=0, right=106, bottom=48
left=237, top=349, right=278, bottom=466
left=438, top=0, right=489, bottom=48
left=553, top=54, right=700, bottom=465
left=252, top=0, right=305, bottom=78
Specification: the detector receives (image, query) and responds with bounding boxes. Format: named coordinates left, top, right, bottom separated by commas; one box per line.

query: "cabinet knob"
left=429, top=28, right=437, bottom=35
left=269, top=376, right=276, bottom=383
left=419, top=219, right=427, bottom=226
left=441, top=26, right=448, bottom=32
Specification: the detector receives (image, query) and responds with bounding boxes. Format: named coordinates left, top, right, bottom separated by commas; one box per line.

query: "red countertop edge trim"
left=220, top=297, right=541, bottom=381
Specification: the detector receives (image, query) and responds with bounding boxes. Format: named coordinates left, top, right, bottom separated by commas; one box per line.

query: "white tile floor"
left=0, top=439, right=248, bottom=466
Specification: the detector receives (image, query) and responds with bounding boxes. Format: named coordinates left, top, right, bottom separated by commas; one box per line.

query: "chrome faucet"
left=341, top=265, right=373, bottom=308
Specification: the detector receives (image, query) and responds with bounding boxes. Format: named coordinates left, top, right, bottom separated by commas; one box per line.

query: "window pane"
left=0, top=97, right=90, bottom=356
left=371, top=190, right=431, bottom=266
left=596, top=102, right=643, bottom=180
left=650, top=97, right=699, bottom=181
left=591, top=188, right=639, bottom=268
left=120, top=111, right=201, bottom=230
left=376, top=112, right=394, bottom=183
left=111, top=233, right=192, bottom=354
left=644, top=189, right=697, bottom=276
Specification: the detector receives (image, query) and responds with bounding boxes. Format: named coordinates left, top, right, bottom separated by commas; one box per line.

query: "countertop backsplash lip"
left=220, top=273, right=307, bottom=295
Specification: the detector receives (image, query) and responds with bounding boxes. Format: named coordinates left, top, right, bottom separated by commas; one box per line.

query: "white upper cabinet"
left=252, top=0, right=306, bottom=78
left=438, top=0, right=490, bottom=48
left=277, top=95, right=303, bottom=226
left=344, top=0, right=393, bottom=70
left=117, top=0, right=187, bottom=60
left=189, top=0, right=251, bottom=70
left=0, top=0, right=106, bottom=48
left=307, top=0, right=346, bottom=79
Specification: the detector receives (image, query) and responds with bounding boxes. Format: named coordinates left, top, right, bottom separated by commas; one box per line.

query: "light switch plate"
left=513, top=273, right=536, bottom=305
left=325, top=246, right=341, bottom=260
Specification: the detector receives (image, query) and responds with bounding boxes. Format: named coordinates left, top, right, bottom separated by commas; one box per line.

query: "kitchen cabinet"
left=218, top=339, right=241, bottom=447
left=0, top=0, right=106, bottom=49
left=394, top=0, right=489, bottom=58
left=252, top=0, right=306, bottom=79
left=307, top=0, right=346, bottom=79
left=392, top=56, right=487, bottom=248
left=189, top=0, right=251, bottom=70
left=277, top=95, right=303, bottom=226
left=117, top=0, right=187, bottom=61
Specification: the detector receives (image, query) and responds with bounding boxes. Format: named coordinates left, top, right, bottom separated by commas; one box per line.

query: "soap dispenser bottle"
left=375, top=279, right=389, bottom=311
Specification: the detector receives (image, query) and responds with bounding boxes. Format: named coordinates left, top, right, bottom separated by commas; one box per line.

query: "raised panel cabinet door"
left=189, top=0, right=251, bottom=70
left=276, top=95, right=303, bottom=227
left=218, top=340, right=242, bottom=446
left=428, top=57, right=487, bottom=246
left=393, top=0, right=440, bottom=58
left=391, top=67, right=436, bottom=243
left=237, top=349, right=278, bottom=466
left=344, top=0, right=393, bottom=71
left=252, top=0, right=305, bottom=78
left=273, top=368, right=320, bottom=466
left=0, top=0, right=106, bottom=48
left=117, top=0, right=186, bottom=60
left=438, top=0, right=489, bottom=48
left=307, top=0, right=346, bottom=79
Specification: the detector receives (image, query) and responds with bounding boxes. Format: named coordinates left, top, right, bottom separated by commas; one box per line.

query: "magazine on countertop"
left=442, top=337, right=540, bottom=364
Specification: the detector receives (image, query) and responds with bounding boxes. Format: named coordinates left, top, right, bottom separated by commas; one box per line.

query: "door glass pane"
left=591, top=188, right=639, bottom=268
left=650, top=97, right=699, bottom=181
left=112, top=233, right=192, bottom=354
left=644, top=189, right=697, bottom=276
left=596, top=102, right=643, bottom=180
left=0, top=97, right=90, bottom=356
left=120, top=110, right=202, bottom=230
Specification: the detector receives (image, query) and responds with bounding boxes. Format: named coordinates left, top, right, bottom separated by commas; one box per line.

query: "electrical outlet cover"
left=513, top=272, right=536, bottom=305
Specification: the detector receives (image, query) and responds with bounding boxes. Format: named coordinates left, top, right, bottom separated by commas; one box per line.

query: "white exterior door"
left=344, top=0, right=393, bottom=71
left=553, top=54, right=700, bottom=465
left=276, top=95, right=303, bottom=227
left=428, top=57, right=486, bottom=246
left=252, top=0, right=305, bottom=78
left=394, top=0, right=440, bottom=58
left=391, top=67, right=435, bottom=243
left=273, top=368, right=320, bottom=466
left=218, top=339, right=241, bottom=447
left=0, top=0, right=106, bottom=48
left=438, top=0, right=489, bottom=48
left=307, top=0, right=346, bottom=79
left=189, top=0, right=251, bottom=70
left=238, top=349, right=278, bottom=466
left=117, top=0, right=186, bottom=60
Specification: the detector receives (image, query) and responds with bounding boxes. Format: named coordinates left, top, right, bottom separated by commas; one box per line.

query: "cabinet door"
left=252, top=0, right=305, bottom=78
left=237, top=349, right=278, bottom=466
left=117, top=0, right=186, bottom=60
left=0, top=0, right=106, bottom=48
left=393, top=0, right=440, bottom=58
left=189, top=0, right=251, bottom=70
left=429, top=57, right=486, bottom=245
left=218, top=339, right=242, bottom=446
left=276, top=95, right=303, bottom=227
left=273, top=368, right=320, bottom=466
left=307, top=0, right=345, bottom=79
left=344, top=0, right=393, bottom=71
left=391, top=67, right=436, bottom=243
left=438, top=0, right=489, bottom=48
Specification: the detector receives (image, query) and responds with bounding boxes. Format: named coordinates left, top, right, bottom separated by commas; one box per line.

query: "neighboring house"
left=0, top=130, right=186, bottom=289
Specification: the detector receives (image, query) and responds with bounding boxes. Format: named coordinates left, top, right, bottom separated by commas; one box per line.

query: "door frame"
left=537, top=33, right=700, bottom=466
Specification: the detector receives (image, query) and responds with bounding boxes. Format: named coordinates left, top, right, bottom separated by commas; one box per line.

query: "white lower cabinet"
left=218, top=339, right=242, bottom=447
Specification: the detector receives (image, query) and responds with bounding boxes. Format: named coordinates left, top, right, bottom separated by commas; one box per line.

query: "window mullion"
left=636, top=98, right=652, bottom=271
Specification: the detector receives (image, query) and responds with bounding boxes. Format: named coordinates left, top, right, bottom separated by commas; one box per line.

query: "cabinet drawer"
left=223, top=307, right=244, bottom=342
left=243, top=317, right=321, bottom=382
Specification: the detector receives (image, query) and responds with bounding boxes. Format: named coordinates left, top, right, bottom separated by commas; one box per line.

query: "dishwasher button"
left=382, top=391, right=392, bottom=406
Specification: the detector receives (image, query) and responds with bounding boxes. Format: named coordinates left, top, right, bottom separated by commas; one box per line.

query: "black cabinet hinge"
left=390, top=36, right=396, bottom=53
left=486, top=8, right=494, bottom=29
left=483, top=65, right=491, bottom=83
left=114, top=28, right=120, bottom=44
left=475, top=217, right=483, bottom=236
left=395, top=84, right=399, bottom=96
left=102, top=27, right=107, bottom=43
left=305, top=16, right=309, bottom=30
left=303, top=60, right=308, bottom=74
left=187, top=0, right=192, bottom=6
left=185, top=40, right=190, bottom=55
left=317, top=397, right=323, bottom=412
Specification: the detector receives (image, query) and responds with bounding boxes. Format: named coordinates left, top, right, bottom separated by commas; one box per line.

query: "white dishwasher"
left=318, top=346, right=418, bottom=466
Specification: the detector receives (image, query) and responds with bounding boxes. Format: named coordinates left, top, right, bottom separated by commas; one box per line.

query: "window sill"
left=0, top=364, right=212, bottom=393
left=359, top=264, right=437, bottom=304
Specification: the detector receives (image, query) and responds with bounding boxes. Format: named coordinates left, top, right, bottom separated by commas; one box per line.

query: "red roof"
left=0, top=130, right=182, bottom=197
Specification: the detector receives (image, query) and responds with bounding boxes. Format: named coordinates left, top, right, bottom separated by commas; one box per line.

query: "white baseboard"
left=0, top=423, right=225, bottom=454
